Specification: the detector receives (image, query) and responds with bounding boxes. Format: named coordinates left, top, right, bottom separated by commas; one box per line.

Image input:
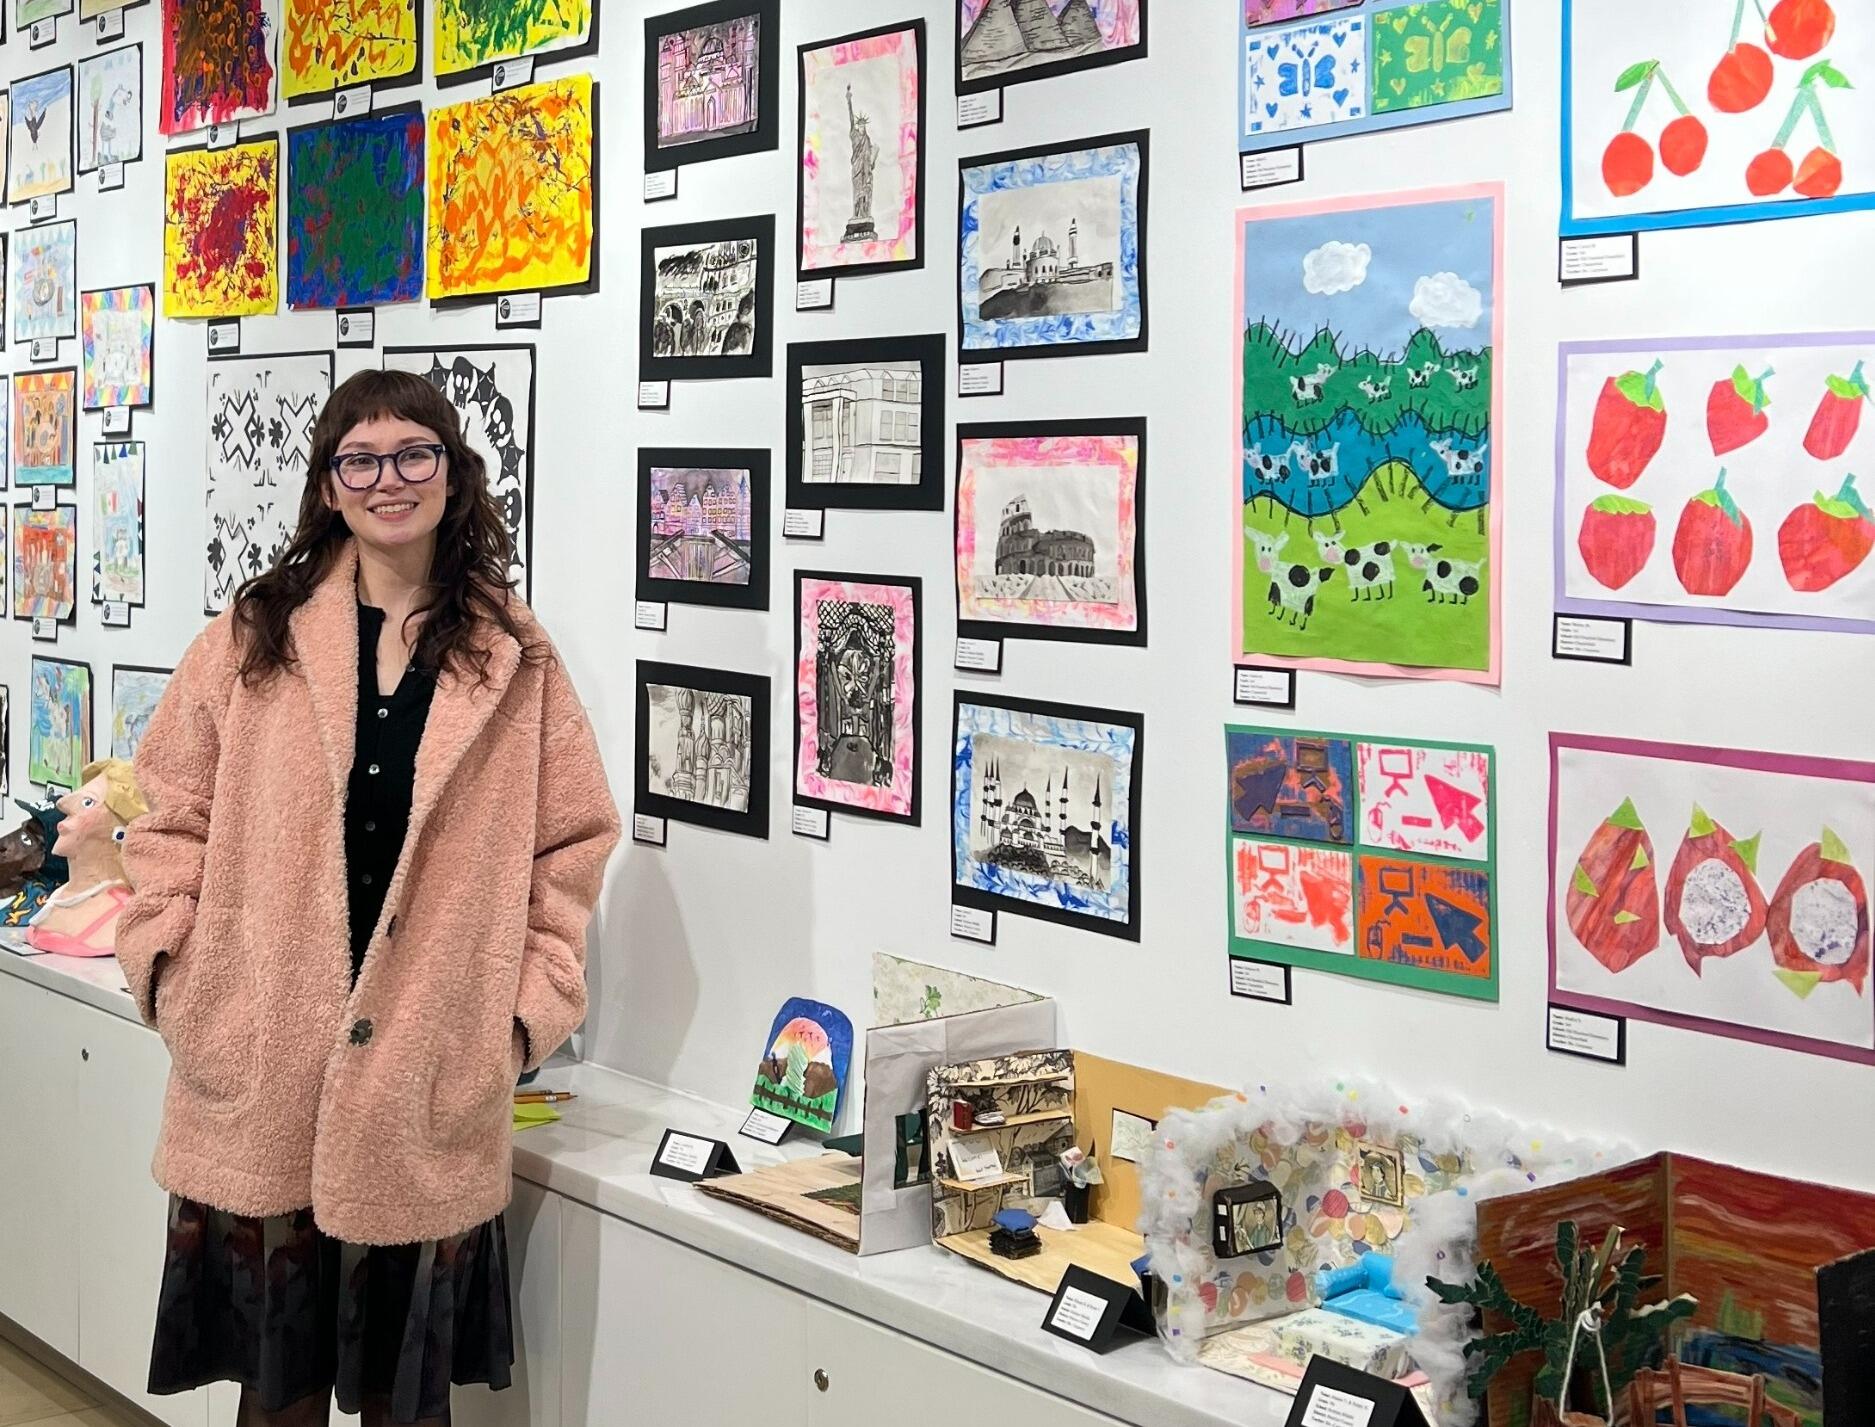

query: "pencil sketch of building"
left=970, top=734, right=1113, bottom=890
left=657, top=18, right=761, bottom=147
left=971, top=475, right=1120, bottom=605
left=813, top=599, right=896, bottom=789
left=648, top=466, right=752, bottom=586
left=978, top=213, right=1116, bottom=319
left=961, top=0, right=1114, bottom=84
left=646, top=683, right=753, bottom=812
left=800, top=360, right=923, bottom=485
left=650, top=240, right=760, bottom=359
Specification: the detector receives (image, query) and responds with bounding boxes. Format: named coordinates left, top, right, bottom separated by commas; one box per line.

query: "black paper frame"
left=638, top=213, right=775, bottom=382
left=954, top=0, right=1148, bottom=96
left=954, top=416, right=1147, bottom=648
left=635, top=446, right=770, bottom=611
left=9, top=62, right=77, bottom=205
left=75, top=41, right=144, bottom=172
left=795, top=17, right=927, bottom=281
left=284, top=0, right=425, bottom=104
left=78, top=282, right=156, bottom=411
left=785, top=333, right=946, bottom=512
left=11, top=219, right=78, bottom=346
left=643, top=0, right=779, bottom=173
left=89, top=437, right=145, bottom=608
left=949, top=689, right=1144, bottom=942
left=12, top=498, right=79, bottom=625
left=634, top=658, right=771, bottom=840
left=792, top=568, right=923, bottom=827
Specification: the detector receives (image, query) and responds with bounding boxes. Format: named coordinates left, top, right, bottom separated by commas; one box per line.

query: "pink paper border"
left=796, top=576, right=918, bottom=816
left=800, top=30, right=920, bottom=268
left=1229, top=183, right=1505, bottom=685
left=1547, top=731, right=1875, bottom=1066
left=956, top=432, right=1140, bottom=633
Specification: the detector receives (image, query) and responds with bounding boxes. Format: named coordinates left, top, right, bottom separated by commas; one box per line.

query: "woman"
left=119, top=370, right=620, bottom=1426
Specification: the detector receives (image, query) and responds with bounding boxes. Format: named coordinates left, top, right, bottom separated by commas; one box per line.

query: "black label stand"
left=649, top=1128, right=742, bottom=1183
left=1284, top=1359, right=1431, bottom=1427
left=1040, top=1264, right=1156, bottom=1354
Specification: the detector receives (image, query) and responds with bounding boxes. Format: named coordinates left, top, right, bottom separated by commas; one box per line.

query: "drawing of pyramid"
left=1057, top=0, right=1103, bottom=45
left=1011, top=0, right=1073, bottom=51
left=960, top=0, right=1030, bottom=67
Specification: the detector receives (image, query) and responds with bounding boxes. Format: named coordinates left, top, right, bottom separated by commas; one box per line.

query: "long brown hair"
left=232, top=368, right=539, bottom=686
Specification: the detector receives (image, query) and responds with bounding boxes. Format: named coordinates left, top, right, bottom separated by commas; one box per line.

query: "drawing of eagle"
left=23, top=102, right=47, bottom=145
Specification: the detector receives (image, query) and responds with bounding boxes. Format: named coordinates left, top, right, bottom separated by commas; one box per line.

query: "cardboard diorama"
left=925, top=1048, right=1229, bottom=1297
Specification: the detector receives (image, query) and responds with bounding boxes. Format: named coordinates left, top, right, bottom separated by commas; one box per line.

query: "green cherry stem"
left=1774, top=86, right=1810, bottom=149
left=1729, top=0, right=1748, bottom=46
left=1807, top=87, right=1838, bottom=154
left=1622, top=69, right=1657, bottom=131
left=1655, top=66, right=1692, bottom=116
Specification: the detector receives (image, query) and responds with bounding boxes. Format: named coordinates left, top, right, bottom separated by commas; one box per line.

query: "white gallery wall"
left=3, top=0, right=1872, bottom=1192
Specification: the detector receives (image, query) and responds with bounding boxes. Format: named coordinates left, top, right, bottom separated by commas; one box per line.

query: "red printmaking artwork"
left=160, top=0, right=278, bottom=136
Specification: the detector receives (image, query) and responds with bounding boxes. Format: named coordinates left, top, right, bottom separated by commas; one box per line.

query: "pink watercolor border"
left=1229, top=183, right=1505, bottom=686
left=796, top=576, right=918, bottom=816
left=956, top=433, right=1140, bottom=633
left=801, top=30, right=920, bottom=269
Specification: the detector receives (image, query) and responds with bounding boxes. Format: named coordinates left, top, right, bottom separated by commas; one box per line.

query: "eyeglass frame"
left=328, top=443, right=449, bottom=491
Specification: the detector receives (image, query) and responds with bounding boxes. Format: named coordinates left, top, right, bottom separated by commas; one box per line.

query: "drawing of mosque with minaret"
left=960, top=0, right=1118, bottom=84
left=977, top=208, right=1118, bottom=319
left=969, top=734, right=1114, bottom=890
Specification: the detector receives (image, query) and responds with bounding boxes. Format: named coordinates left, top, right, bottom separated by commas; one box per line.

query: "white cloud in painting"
left=1409, top=272, right=1483, bottom=329
left=1301, top=240, right=1371, bottom=296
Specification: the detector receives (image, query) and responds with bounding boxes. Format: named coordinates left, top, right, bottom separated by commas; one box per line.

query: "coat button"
left=349, top=1019, right=373, bottom=1046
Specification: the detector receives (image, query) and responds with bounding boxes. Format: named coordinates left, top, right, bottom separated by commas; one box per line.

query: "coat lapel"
left=409, top=631, right=522, bottom=840
left=291, top=544, right=364, bottom=807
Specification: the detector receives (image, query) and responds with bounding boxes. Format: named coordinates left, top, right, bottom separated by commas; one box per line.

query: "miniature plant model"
left=1603, top=60, right=1708, bottom=195
left=1427, top=1222, right=1697, bottom=1415
left=1745, top=60, right=1851, bottom=197
left=1777, top=474, right=1874, bottom=591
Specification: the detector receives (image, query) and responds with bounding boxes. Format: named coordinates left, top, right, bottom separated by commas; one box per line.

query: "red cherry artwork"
left=1709, top=43, right=1775, bottom=113
left=1660, top=115, right=1710, bottom=175
left=1752, top=60, right=1852, bottom=202
left=1795, top=147, right=1843, bottom=197
left=1747, top=148, right=1794, bottom=195
left=1766, top=0, right=1835, bottom=61
left=1604, top=132, right=1656, bottom=196
left=1602, top=59, right=1701, bottom=196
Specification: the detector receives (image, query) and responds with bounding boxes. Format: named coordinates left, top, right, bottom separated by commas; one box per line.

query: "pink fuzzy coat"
left=119, top=545, right=620, bottom=1245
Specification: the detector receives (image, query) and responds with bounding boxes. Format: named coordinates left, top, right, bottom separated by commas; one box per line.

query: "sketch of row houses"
left=800, top=361, right=924, bottom=485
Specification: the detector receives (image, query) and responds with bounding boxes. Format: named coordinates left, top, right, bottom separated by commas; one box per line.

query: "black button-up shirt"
left=345, top=602, right=435, bottom=982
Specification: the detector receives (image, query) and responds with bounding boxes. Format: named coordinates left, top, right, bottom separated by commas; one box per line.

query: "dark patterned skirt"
left=148, top=1196, right=514, bottom=1423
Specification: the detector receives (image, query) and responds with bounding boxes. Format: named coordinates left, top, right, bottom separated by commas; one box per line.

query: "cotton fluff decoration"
left=1135, top=1077, right=1628, bottom=1427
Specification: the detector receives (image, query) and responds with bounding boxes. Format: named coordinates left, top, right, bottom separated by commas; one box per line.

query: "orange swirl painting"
left=427, top=75, right=595, bottom=301
left=282, top=0, right=419, bottom=99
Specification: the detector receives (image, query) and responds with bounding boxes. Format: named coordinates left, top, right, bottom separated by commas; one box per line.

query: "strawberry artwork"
left=1802, top=360, right=1870, bottom=460
left=1707, top=366, right=1774, bottom=454
left=1673, top=469, right=1754, bottom=596
left=1587, top=360, right=1668, bottom=487
left=1579, top=496, right=1657, bottom=590
left=1777, top=473, right=1875, bottom=591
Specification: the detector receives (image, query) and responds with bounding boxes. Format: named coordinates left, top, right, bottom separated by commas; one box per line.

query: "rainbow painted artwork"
left=753, top=997, right=855, bottom=1133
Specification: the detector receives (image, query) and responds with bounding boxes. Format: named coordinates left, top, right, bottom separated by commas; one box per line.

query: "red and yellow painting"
left=164, top=139, right=279, bottom=319
left=282, top=0, right=419, bottom=99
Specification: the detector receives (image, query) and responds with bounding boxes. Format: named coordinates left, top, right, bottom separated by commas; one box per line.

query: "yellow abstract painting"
left=164, top=140, right=280, bottom=319
left=435, top=0, right=592, bottom=77
left=427, top=76, right=595, bottom=301
left=282, top=0, right=420, bottom=98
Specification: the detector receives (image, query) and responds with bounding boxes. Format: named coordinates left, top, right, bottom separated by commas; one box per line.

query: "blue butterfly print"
left=1279, top=49, right=1338, bottom=98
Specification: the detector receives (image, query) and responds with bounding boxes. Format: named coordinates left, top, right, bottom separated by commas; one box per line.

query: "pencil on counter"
left=513, top=1091, right=578, bottom=1105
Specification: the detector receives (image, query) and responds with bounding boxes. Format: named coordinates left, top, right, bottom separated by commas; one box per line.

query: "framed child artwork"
left=786, top=334, right=946, bottom=512
left=635, top=660, right=771, bottom=840
left=644, top=0, right=779, bottom=172
left=637, top=448, right=770, bottom=612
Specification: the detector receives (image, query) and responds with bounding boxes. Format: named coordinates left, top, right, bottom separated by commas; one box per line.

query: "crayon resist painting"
left=13, top=370, right=77, bottom=487
left=1557, top=333, right=1875, bottom=634
left=11, top=222, right=77, bottom=346
left=1563, top=0, right=1875, bottom=234
left=288, top=110, right=426, bottom=310
left=795, top=573, right=920, bottom=823
left=111, top=666, right=172, bottom=761
left=1551, top=735, right=1875, bottom=1063
left=93, top=441, right=145, bottom=607
left=80, top=285, right=156, bottom=410
left=159, top=0, right=279, bottom=136
left=11, top=68, right=74, bottom=204
left=30, top=657, right=90, bottom=791
left=799, top=22, right=923, bottom=276
left=13, top=506, right=78, bottom=622
left=1234, top=185, right=1502, bottom=683
left=76, top=43, right=142, bottom=172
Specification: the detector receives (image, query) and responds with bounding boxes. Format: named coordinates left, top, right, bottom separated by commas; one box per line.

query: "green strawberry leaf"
left=1701, top=469, right=1744, bottom=526
left=1615, top=368, right=1667, bottom=411
left=1821, top=473, right=1874, bottom=523
left=1573, top=864, right=1599, bottom=897
left=1732, top=366, right=1773, bottom=410
left=1733, top=832, right=1762, bottom=874
left=1822, top=826, right=1852, bottom=863
left=1613, top=911, right=1642, bottom=925
left=1690, top=804, right=1716, bottom=838
left=1590, top=494, right=1653, bottom=515
left=1825, top=361, right=1869, bottom=399
left=1614, top=60, right=1659, bottom=91
left=1631, top=843, right=1651, bottom=870
left=1610, top=797, right=1645, bottom=830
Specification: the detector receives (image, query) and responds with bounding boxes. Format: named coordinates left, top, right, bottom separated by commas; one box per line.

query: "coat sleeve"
left=512, top=654, right=621, bottom=1072
left=119, top=622, right=235, bottom=1025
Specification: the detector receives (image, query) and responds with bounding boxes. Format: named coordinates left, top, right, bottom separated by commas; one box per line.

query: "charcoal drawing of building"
left=658, top=19, right=761, bottom=145
left=974, top=756, right=1111, bottom=888
left=652, top=241, right=760, bottom=358
left=978, top=217, right=1115, bottom=318
left=961, top=0, right=1108, bottom=82
left=658, top=686, right=752, bottom=811
left=800, top=363, right=923, bottom=484
left=993, top=494, right=1095, bottom=579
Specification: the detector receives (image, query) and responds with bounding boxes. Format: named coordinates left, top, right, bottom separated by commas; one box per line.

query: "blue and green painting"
left=753, top=997, right=854, bottom=1134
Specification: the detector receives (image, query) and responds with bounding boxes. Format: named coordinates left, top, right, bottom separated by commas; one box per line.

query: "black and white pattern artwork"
left=204, top=352, right=333, bottom=614
left=383, top=345, right=535, bottom=596
left=814, top=598, right=896, bottom=788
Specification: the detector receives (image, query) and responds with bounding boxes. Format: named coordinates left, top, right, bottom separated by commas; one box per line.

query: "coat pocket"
left=154, top=909, right=259, bottom=1108
left=425, top=1024, right=520, bottom=1152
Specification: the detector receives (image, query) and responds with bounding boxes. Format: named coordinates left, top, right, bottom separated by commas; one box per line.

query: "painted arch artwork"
left=1551, top=733, right=1875, bottom=1065
left=436, top=0, right=592, bottom=77
left=1563, top=0, right=1875, bottom=234
left=1233, top=184, right=1502, bottom=683
left=753, top=997, right=854, bottom=1134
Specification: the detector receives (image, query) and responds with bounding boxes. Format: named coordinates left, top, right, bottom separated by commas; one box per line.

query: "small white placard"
left=790, top=805, right=830, bottom=840
left=96, top=10, right=124, bottom=40
left=102, top=406, right=132, bottom=435
left=28, top=17, right=55, bottom=47
left=950, top=904, right=995, bottom=944
left=633, top=601, right=668, bottom=631
left=739, top=1107, right=792, bottom=1144
left=207, top=123, right=237, bottom=150
left=657, top=1132, right=716, bottom=1177
left=795, top=278, right=835, bottom=311
left=1301, top=1385, right=1377, bottom=1427
left=207, top=319, right=241, bottom=354
left=98, top=162, right=125, bottom=192
left=27, top=194, right=57, bottom=223
left=947, top=1133, right=1005, bottom=1185
left=101, top=600, right=132, bottom=627
left=31, top=486, right=57, bottom=511
left=492, top=57, right=535, bottom=92
left=957, top=90, right=1002, bottom=128
left=1547, top=1006, right=1627, bottom=1064
left=496, top=291, right=542, bottom=327
left=31, top=617, right=58, bottom=642
left=782, top=508, right=825, bottom=540
left=29, top=339, right=58, bottom=364
left=336, top=309, right=376, bottom=347
left=1233, top=666, right=1297, bottom=708
left=1048, top=1286, right=1107, bottom=1343
left=1559, top=233, right=1640, bottom=285
left=1240, top=146, right=1304, bottom=190
left=1553, top=614, right=1630, bottom=664
left=333, top=84, right=373, bottom=118
left=958, top=363, right=1004, bottom=398
left=953, top=636, right=1002, bottom=673
left=1229, top=959, right=1291, bottom=1003
left=631, top=813, right=668, bottom=847
left=643, top=169, right=678, bottom=202
left=636, top=380, right=671, bottom=410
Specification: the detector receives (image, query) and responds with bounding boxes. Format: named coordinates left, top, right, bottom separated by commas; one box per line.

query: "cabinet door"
left=455, top=1178, right=561, bottom=1427
left=559, top=1201, right=811, bottom=1427
left=75, top=1011, right=207, bottom=1427
left=806, top=1306, right=1126, bottom=1427
left=0, top=978, right=81, bottom=1357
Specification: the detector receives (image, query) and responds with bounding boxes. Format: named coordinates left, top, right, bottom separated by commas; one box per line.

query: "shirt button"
left=349, top=1019, right=373, bottom=1046
left=368, top=763, right=381, bottom=776
left=360, top=873, right=374, bottom=886
left=377, top=707, right=388, bottom=719
left=364, top=820, right=377, bottom=833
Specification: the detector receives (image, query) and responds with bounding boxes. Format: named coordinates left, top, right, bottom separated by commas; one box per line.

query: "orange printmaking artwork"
left=163, top=139, right=279, bottom=319
left=282, top=0, right=419, bottom=99
left=427, top=75, right=595, bottom=302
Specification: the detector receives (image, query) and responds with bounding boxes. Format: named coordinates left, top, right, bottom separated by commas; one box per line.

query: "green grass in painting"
left=753, top=1073, right=838, bottom=1131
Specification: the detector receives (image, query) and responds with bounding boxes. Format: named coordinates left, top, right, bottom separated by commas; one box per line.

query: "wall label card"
left=957, top=90, right=1002, bottom=129
left=334, top=86, right=373, bottom=119
left=101, top=601, right=132, bottom=628
left=1284, top=1358, right=1432, bottom=1427
left=31, top=487, right=57, bottom=512
left=336, top=309, right=376, bottom=348
left=958, top=363, right=1003, bottom=398
left=96, top=11, right=125, bottom=42
left=781, top=509, right=825, bottom=540
left=29, top=340, right=58, bottom=364
left=1300, top=1387, right=1376, bottom=1427
left=98, top=163, right=125, bottom=193
left=1552, top=615, right=1631, bottom=666
left=1240, top=147, right=1305, bottom=192
left=31, top=617, right=58, bottom=642
left=949, top=904, right=996, bottom=945
left=636, top=381, right=671, bottom=411
left=1234, top=667, right=1298, bottom=710
left=643, top=170, right=678, bottom=203
left=790, top=805, right=831, bottom=841
left=29, top=18, right=55, bottom=48
left=1041, top=1266, right=1156, bottom=1354
left=102, top=407, right=132, bottom=436
left=738, top=1107, right=793, bottom=1145
left=794, top=279, right=835, bottom=312
left=206, top=320, right=241, bottom=355
left=649, top=1129, right=741, bottom=1184
left=1547, top=1005, right=1627, bottom=1066
left=207, top=124, right=238, bottom=151
left=496, top=292, right=542, bottom=328
left=633, top=601, right=668, bottom=632
left=492, top=58, right=536, bottom=94
left=631, top=813, right=668, bottom=847
left=28, top=195, right=58, bottom=223
left=1559, top=233, right=1640, bottom=287
left=953, top=637, right=1002, bottom=675
left=1229, top=958, right=1294, bottom=1006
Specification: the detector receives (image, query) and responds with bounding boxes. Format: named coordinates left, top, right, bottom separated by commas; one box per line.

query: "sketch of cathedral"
left=657, top=18, right=760, bottom=146
left=978, top=216, right=1115, bottom=319
left=973, top=756, right=1112, bottom=889
left=655, top=686, right=753, bottom=812
left=651, top=240, right=760, bottom=359
left=813, top=600, right=896, bottom=788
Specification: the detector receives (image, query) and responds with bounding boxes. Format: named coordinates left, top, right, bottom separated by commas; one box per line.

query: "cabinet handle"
left=813, top=1368, right=829, bottom=1393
